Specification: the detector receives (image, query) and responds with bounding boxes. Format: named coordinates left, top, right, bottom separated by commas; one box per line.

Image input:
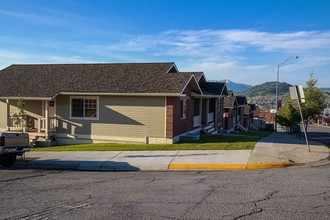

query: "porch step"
left=208, top=127, right=216, bottom=133
left=237, top=124, right=248, bottom=132
left=202, top=123, right=217, bottom=135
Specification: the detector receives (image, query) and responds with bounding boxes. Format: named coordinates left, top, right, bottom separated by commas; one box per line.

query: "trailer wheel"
left=0, top=154, right=16, bottom=167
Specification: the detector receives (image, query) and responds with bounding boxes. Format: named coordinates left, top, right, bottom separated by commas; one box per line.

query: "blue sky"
left=1, top=0, right=330, bottom=87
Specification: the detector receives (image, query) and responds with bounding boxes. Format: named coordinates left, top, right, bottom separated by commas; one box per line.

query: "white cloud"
left=103, top=29, right=330, bottom=55
left=1, top=28, right=330, bottom=86
left=0, top=49, right=29, bottom=60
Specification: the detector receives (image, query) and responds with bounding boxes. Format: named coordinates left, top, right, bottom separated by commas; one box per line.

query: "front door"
left=42, top=100, right=56, bottom=130
left=48, top=100, right=56, bottom=117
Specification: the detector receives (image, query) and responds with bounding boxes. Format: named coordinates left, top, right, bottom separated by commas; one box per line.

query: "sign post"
left=289, top=85, right=310, bottom=152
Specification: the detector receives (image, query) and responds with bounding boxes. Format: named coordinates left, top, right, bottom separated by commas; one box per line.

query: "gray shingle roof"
left=180, top=72, right=203, bottom=80
left=0, top=63, right=196, bottom=98
left=224, top=96, right=237, bottom=108
left=199, top=82, right=227, bottom=96
left=236, top=96, right=247, bottom=106
left=244, top=104, right=251, bottom=114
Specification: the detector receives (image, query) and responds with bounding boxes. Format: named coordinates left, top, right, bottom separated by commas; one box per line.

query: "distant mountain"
left=238, top=81, right=292, bottom=110
left=219, top=79, right=252, bottom=93
left=238, top=81, right=292, bottom=97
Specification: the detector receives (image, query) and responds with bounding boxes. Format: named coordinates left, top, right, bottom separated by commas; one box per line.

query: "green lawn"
left=32, top=130, right=272, bottom=151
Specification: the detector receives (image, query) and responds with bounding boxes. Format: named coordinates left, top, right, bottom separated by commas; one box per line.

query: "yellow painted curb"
left=169, top=164, right=247, bottom=170
left=246, top=162, right=300, bottom=169
left=168, top=162, right=301, bottom=170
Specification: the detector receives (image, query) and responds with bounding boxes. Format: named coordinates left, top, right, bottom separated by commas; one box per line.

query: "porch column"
left=215, top=98, right=218, bottom=130
left=6, top=99, right=10, bottom=131
left=206, top=99, right=209, bottom=124
left=45, top=101, right=50, bottom=142
left=199, top=99, right=202, bottom=126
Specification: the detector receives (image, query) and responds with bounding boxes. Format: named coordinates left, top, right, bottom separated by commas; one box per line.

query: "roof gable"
left=180, top=75, right=203, bottom=95
left=224, top=96, right=237, bottom=108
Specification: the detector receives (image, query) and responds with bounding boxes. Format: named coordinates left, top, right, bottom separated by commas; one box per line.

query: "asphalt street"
left=0, top=163, right=329, bottom=220
left=307, top=124, right=330, bottom=147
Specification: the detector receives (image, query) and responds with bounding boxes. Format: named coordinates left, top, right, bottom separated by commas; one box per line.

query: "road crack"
left=232, top=190, right=279, bottom=219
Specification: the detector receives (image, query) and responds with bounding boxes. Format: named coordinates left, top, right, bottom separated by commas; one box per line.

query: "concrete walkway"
left=17, top=131, right=329, bottom=171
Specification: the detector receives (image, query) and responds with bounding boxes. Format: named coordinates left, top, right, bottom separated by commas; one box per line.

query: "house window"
left=49, top=101, right=55, bottom=107
left=71, top=97, right=98, bottom=119
left=180, top=99, right=187, bottom=119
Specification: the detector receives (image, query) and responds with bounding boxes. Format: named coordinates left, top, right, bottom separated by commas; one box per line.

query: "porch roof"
left=0, top=63, right=202, bottom=99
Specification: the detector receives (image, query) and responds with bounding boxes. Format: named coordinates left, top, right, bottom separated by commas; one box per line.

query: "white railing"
left=38, top=117, right=57, bottom=132
left=7, top=116, right=57, bottom=132
left=207, top=112, right=214, bottom=123
left=8, top=116, right=32, bottom=130
left=193, top=116, right=201, bottom=127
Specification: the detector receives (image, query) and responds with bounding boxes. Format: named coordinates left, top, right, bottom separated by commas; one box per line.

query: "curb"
left=168, top=162, right=301, bottom=170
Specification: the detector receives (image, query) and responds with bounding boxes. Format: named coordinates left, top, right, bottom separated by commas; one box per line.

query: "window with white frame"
left=49, top=100, right=55, bottom=107
left=180, top=99, right=188, bottom=119
left=71, top=97, right=98, bottom=119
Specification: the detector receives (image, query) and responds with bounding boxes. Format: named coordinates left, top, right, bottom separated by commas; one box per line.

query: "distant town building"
left=318, top=106, right=330, bottom=126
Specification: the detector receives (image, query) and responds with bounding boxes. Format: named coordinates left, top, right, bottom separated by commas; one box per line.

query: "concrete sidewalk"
left=17, top=131, right=329, bottom=171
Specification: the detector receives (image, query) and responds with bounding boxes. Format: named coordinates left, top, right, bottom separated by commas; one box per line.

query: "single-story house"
left=243, top=103, right=256, bottom=128
left=224, top=93, right=252, bottom=131
left=223, top=92, right=238, bottom=131
left=235, top=96, right=247, bottom=129
left=0, top=62, right=228, bottom=145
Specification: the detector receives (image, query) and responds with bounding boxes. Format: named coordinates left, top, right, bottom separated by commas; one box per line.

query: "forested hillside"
left=238, top=81, right=292, bottom=110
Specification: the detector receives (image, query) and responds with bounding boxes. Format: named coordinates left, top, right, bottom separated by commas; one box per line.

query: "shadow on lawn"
left=178, top=134, right=261, bottom=144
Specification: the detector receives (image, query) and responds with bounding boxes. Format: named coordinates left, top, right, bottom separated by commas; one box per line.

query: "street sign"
left=289, top=85, right=305, bottom=103
left=289, top=85, right=310, bottom=152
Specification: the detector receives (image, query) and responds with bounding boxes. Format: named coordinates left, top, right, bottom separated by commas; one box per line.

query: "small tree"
left=277, top=99, right=300, bottom=133
left=12, top=97, right=28, bottom=130
left=302, top=73, right=327, bottom=131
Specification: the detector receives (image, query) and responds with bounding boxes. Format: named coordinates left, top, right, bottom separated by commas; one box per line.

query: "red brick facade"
left=216, top=97, right=225, bottom=129
left=166, top=86, right=195, bottom=138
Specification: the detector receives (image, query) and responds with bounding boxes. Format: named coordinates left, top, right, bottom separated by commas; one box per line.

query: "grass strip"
left=32, top=130, right=272, bottom=151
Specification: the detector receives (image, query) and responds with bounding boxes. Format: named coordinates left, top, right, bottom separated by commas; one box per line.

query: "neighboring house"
left=223, top=92, right=238, bottom=131
left=317, top=107, right=330, bottom=126
left=223, top=93, right=254, bottom=131
left=199, top=81, right=228, bottom=131
left=243, top=104, right=255, bottom=128
left=0, top=62, right=227, bottom=145
left=235, top=96, right=247, bottom=129
left=253, top=106, right=272, bottom=130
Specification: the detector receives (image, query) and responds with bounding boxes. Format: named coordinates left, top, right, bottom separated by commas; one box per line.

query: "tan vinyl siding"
left=9, top=100, right=42, bottom=117
left=56, top=95, right=166, bottom=138
left=8, top=100, right=43, bottom=129
left=0, top=99, right=7, bottom=129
